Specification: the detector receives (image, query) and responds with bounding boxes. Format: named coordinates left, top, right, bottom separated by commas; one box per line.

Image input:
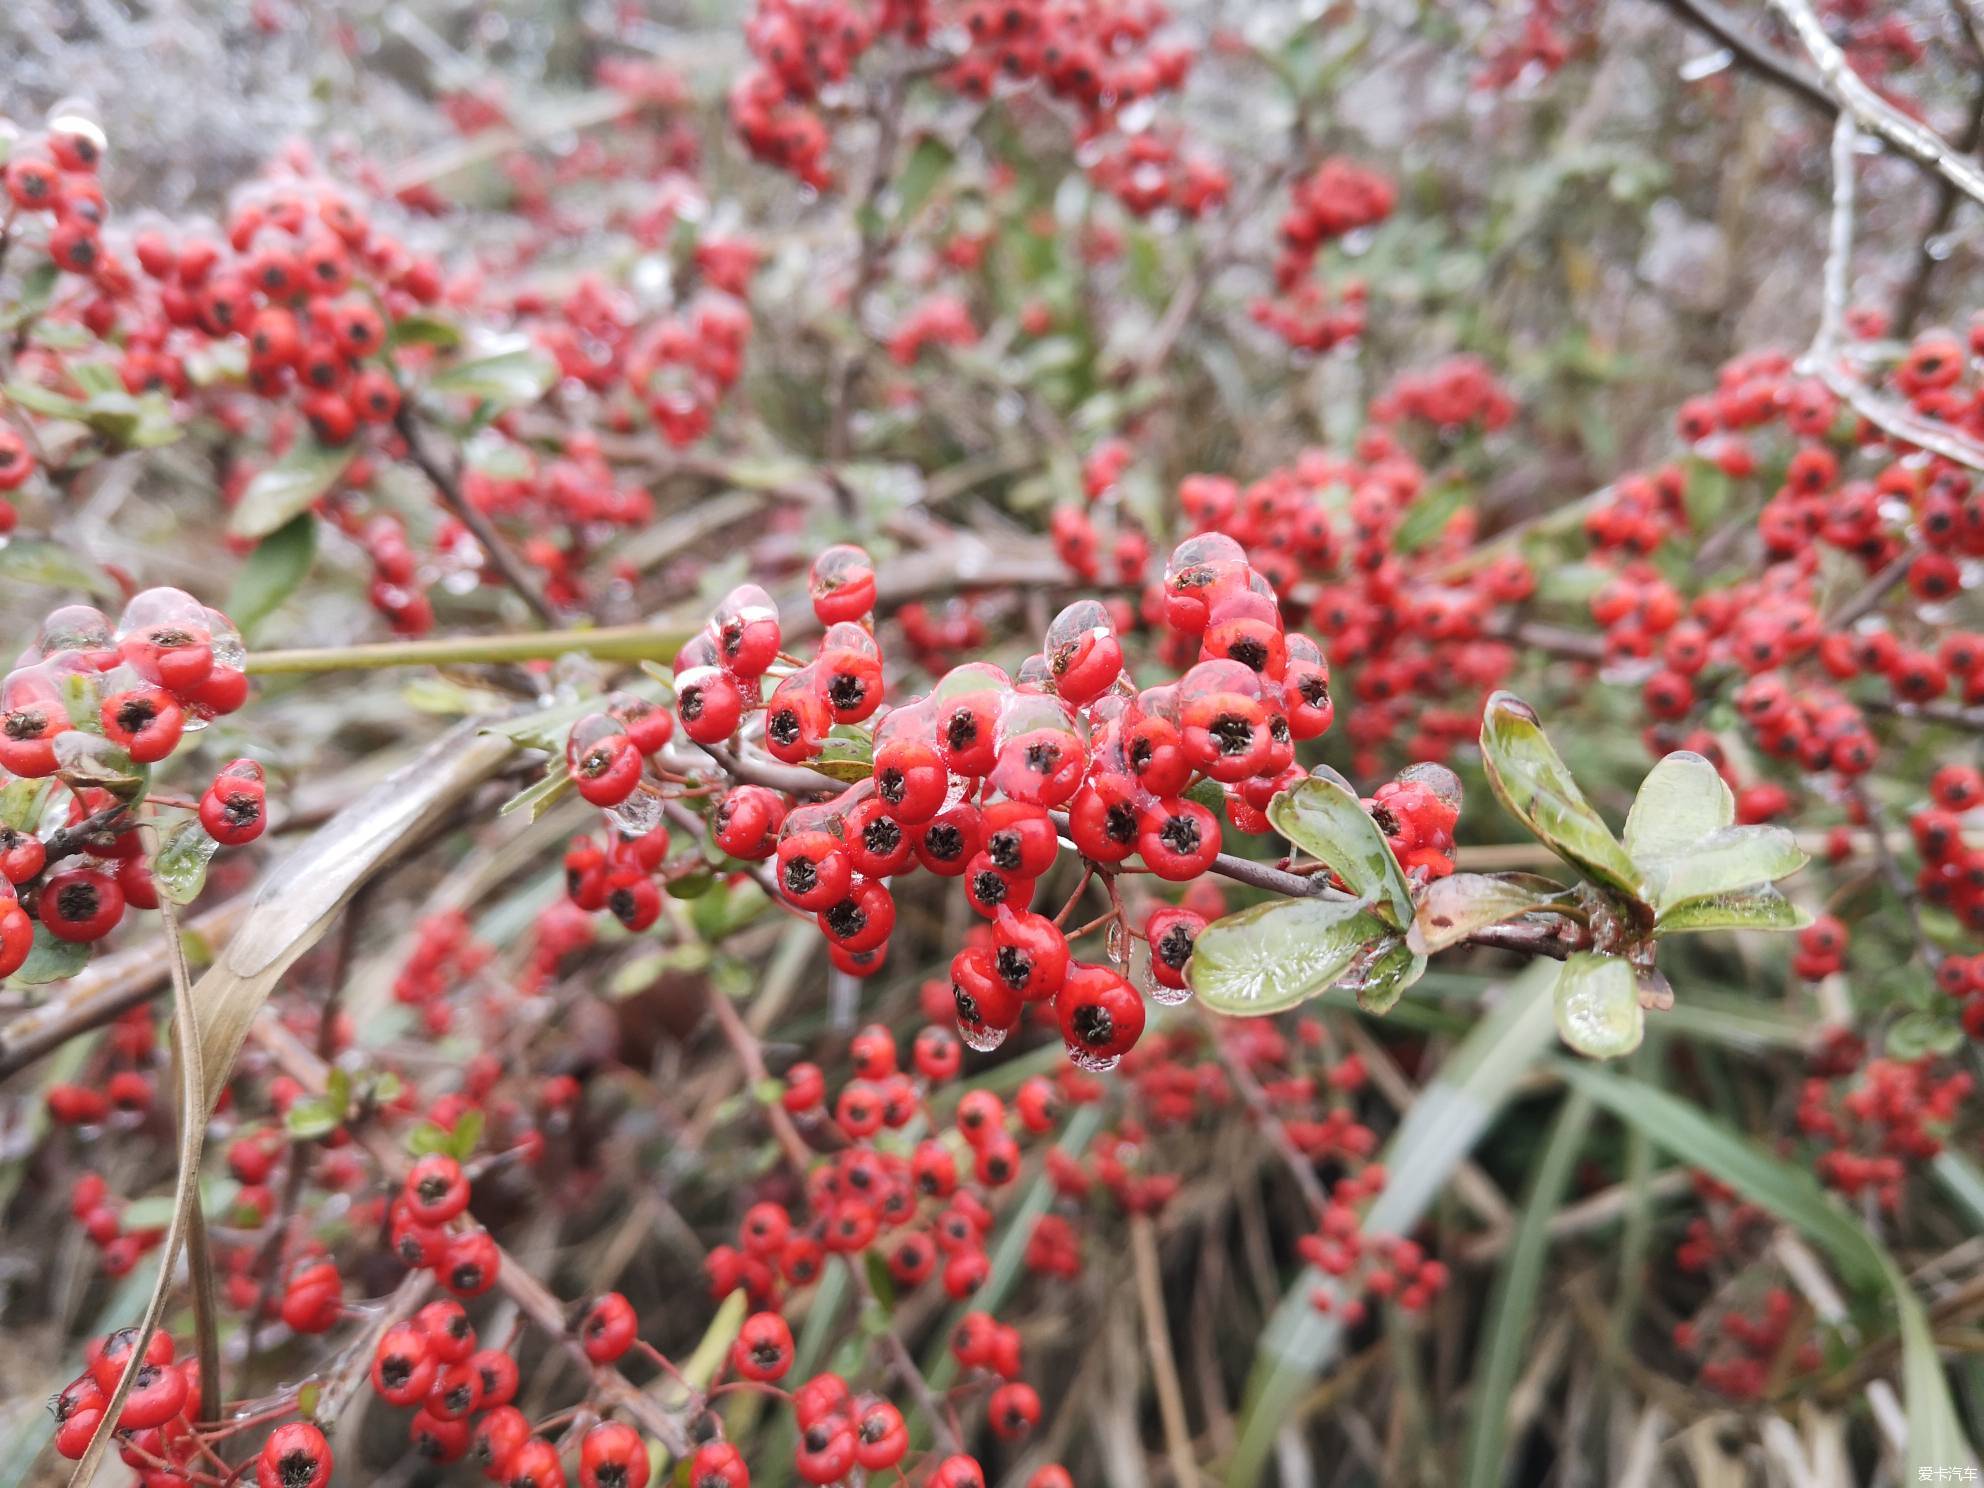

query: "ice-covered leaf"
left=1266, top=772, right=1414, bottom=928
left=1623, top=750, right=1732, bottom=860
left=1408, top=872, right=1572, bottom=955
left=1552, top=952, right=1642, bottom=1059
left=1641, top=826, right=1806, bottom=921
left=1479, top=691, right=1640, bottom=897
left=1654, top=883, right=1809, bottom=934
left=1188, top=896, right=1394, bottom=1016
left=151, top=816, right=220, bottom=905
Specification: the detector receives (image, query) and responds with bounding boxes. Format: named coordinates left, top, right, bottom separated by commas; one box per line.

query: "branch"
left=1894, top=73, right=1984, bottom=336
left=394, top=407, right=561, bottom=627
left=1769, top=0, right=1984, bottom=208
left=1129, top=1215, right=1198, bottom=1487
left=845, top=1257, right=964, bottom=1455
left=1647, top=0, right=1836, bottom=117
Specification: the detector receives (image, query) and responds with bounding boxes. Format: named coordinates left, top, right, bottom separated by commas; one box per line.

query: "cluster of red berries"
left=1251, top=158, right=1392, bottom=352
left=1, top=590, right=262, bottom=975
left=371, top=1295, right=646, bottom=1482
left=1792, top=914, right=1849, bottom=981
left=731, top=0, right=1211, bottom=223
left=1057, top=431, right=1533, bottom=778
left=1474, top=0, right=1583, bottom=89
left=1086, top=128, right=1230, bottom=220
left=0, top=113, right=119, bottom=521
left=391, top=910, right=496, bottom=1036
left=1797, top=1056, right=1973, bottom=1210
left=1673, top=1288, right=1820, bottom=1401
left=1368, top=355, right=1518, bottom=434
left=62, top=1157, right=164, bottom=1278
left=887, top=293, right=979, bottom=367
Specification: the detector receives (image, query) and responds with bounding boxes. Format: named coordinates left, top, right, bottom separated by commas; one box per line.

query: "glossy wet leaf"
left=0, top=538, right=119, bottom=598
left=230, top=438, right=355, bottom=540
left=1622, top=749, right=1731, bottom=860
left=1479, top=691, right=1640, bottom=897
left=227, top=512, right=316, bottom=639
left=499, top=768, right=573, bottom=821
left=388, top=312, right=463, bottom=349
left=1266, top=773, right=1415, bottom=928
left=1654, top=883, right=1809, bottom=935
left=1189, top=896, right=1395, bottom=1016
left=430, top=345, right=557, bottom=407
left=1409, top=871, right=1571, bottom=955
left=0, top=776, right=51, bottom=832
left=812, top=725, right=875, bottom=784
left=1640, top=825, right=1807, bottom=920
left=1553, top=952, right=1642, bottom=1059
left=151, top=816, right=220, bottom=905
left=1344, top=932, right=1426, bottom=1014
left=4, top=923, right=91, bottom=986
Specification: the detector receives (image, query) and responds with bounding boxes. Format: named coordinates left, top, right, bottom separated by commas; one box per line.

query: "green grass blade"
left=1560, top=1062, right=1975, bottom=1478
left=1460, top=1090, right=1593, bottom=1488
left=1223, top=961, right=1560, bottom=1487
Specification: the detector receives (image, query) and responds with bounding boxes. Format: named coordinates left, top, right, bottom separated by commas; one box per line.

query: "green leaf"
left=1478, top=692, right=1640, bottom=897
left=1266, top=773, right=1415, bottom=928
left=388, top=312, right=463, bottom=349
left=1182, top=776, right=1227, bottom=813
left=1408, top=872, right=1570, bottom=955
left=893, top=136, right=955, bottom=224
left=284, top=1096, right=342, bottom=1141
left=1227, top=963, right=1560, bottom=1487
left=445, top=1108, right=485, bottom=1161
left=0, top=543, right=117, bottom=599
left=812, top=725, right=875, bottom=784
left=430, top=346, right=557, bottom=407
left=4, top=380, right=87, bottom=419
left=1560, top=1063, right=1976, bottom=1479
left=4, top=923, right=91, bottom=986
left=0, top=262, right=59, bottom=330
left=1553, top=952, right=1643, bottom=1059
left=151, top=816, right=220, bottom=906
left=499, top=769, right=574, bottom=821
left=230, top=439, right=355, bottom=540
left=0, top=776, right=51, bottom=832
left=1623, top=750, right=1732, bottom=860
left=226, top=513, right=316, bottom=640
left=1888, top=1010, right=1963, bottom=1061
left=1460, top=1091, right=1592, bottom=1488
left=1652, top=883, right=1810, bottom=935
left=1394, top=481, right=1469, bottom=554
left=406, top=1122, right=454, bottom=1158
left=1346, top=933, right=1426, bottom=1015
left=1639, top=826, right=1807, bottom=921
left=1188, top=896, right=1395, bottom=1016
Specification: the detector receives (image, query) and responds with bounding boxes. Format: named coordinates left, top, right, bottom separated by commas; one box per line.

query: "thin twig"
left=1771, top=0, right=1984, bottom=208
left=1131, top=1215, right=1199, bottom=1487
left=1646, top=0, right=1836, bottom=116
left=845, top=1257, right=964, bottom=1455
left=394, top=407, right=561, bottom=627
